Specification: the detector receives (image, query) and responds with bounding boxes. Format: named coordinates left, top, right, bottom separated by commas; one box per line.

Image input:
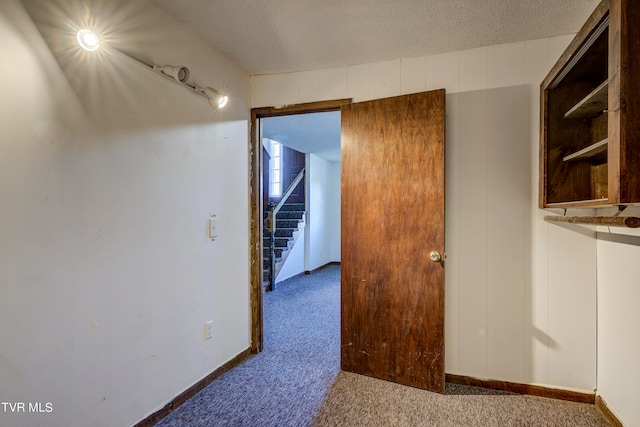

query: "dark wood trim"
left=134, top=347, right=252, bottom=427
left=445, top=374, right=596, bottom=404
left=596, top=395, right=624, bottom=427
left=249, top=99, right=351, bottom=355
left=304, top=261, right=341, bottom=275
left=250, top=109, right=263, bottom=354
left=252, top=98, right=352, bottom=118
left=541, top=0, right=610, bottom=90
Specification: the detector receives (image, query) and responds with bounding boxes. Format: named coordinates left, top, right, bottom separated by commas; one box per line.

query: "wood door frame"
left=249, top=98, right=352, bottom=353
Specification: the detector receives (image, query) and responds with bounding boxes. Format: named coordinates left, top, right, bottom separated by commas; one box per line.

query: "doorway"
left=249, top=99, right=351, bottom=353
left=261, top=112, right=340, bottom=290
left=249, top=91, right=446, bottom=394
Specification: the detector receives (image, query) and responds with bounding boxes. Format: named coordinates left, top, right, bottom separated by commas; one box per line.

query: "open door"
left=341, top=89, right=446, bottom=392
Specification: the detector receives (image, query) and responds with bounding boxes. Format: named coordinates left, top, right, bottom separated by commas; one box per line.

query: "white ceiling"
left=148, top=0, right=600, bottom=75
left=148, top=0, right=600, bottom=162
left=262, top=112, right=341, bottom=162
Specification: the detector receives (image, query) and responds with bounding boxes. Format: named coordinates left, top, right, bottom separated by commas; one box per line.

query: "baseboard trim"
left=304, top=261, right=340, bottom=275
left=595, top=395, right=624, bottom=427
left=134, top=347, right=253, bottom=427
left=445, top=374, right=595, bottom=404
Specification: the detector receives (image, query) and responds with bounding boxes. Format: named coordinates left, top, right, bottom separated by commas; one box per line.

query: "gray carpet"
left=313, top=372, right=608, bottom=426
left=155, top=264, right=608, bottom=426
left=155, top=264, right=341, bottom=427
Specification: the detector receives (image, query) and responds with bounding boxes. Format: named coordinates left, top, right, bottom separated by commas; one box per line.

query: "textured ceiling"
left=147, top=0, right=600, bottom=162
left=149, top=0, right=600, bottom=75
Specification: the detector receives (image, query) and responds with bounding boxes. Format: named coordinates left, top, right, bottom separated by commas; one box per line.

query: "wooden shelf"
left=563, top=138, right=608, bottom=162
left=564, top=80, right=608, bottom=119
left=546, top=198, right=610, bottom=208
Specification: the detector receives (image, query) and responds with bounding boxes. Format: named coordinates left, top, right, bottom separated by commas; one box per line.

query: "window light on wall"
left=269, top=141, right=282, bottom=197
left=75, top=29, right=228, bottom=109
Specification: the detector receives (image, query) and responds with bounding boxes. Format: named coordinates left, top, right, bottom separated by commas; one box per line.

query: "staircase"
left=263, top=203, right=306, bottom=290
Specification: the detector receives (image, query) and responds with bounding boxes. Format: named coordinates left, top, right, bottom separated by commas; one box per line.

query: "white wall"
left=596, top=206, right=640, bottom=426
left=0, top=1, right=250, bottom=426
left=278, top=154, right=341, bottom=279
left=305, top=154, right=341, bottom=271
left=252, top=36, right=599, bottom=393
left=276, top=233, right=305, bottom=282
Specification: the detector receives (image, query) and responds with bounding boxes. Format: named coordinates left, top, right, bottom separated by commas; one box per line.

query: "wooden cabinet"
left=540, top=0, right=640, bottom=208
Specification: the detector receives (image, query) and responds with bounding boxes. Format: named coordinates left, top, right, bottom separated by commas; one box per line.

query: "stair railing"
left=265, top=167, right=305, bottom=291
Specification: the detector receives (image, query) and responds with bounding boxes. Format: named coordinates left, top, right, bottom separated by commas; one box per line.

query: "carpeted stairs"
left=263, top=203, right=305, bottom=287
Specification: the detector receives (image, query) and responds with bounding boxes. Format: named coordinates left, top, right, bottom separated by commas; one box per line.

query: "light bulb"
left=203, top=87, right=228, bottom=109
left=77, top=29, right=99, bottom=51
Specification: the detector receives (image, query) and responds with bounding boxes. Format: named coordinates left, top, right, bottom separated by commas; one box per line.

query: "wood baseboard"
left=304, top=261, right=340, bottom=275
left=596, top=395, right=624, bottom=427
left=134, top=347, right=253, bottom=427
left=445, top=374, right=595, bottom=404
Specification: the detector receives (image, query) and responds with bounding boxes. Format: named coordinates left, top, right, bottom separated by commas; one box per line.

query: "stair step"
left=263, top=247, right=284, bottom=258
left=276, top=219, right=300, bottom=229
left=276, top=211, right=304, bottom=220
left=278, top=203, right=305, bottom=211
left=263, top=228, right=296, bottom=240
left=263, top=235, right=292, bottom=244
left=275, top=228, right=296, bottom=238
left=274, top=238, right=291, bottom=248
left=262, top=204, right=305, bottom=285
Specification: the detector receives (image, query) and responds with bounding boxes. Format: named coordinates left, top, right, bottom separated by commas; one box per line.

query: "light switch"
left=209, top=216, right=219, bottom=239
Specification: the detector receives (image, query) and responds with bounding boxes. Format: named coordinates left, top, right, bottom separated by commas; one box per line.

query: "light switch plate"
left=204, top=320, right=213, bottom=340
left=208, top=216, right=218, bottom=239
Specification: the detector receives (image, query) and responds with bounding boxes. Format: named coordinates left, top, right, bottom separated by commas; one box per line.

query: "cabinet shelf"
left=540, top=0, right=640, bottom=208
left=563, top=138, right=608, bottom=162
left=564, top=80, right=609, bottom=119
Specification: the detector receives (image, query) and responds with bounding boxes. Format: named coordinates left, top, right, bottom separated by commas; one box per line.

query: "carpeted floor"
left=313, top=371, right=608, bottom=426
left=155, top=264, right=609, bottom=427
left=155, top=264, right=342, bottom=427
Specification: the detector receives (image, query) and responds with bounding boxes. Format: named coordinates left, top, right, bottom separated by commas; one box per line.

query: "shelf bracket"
left=613, top=205, right=628, bottom=217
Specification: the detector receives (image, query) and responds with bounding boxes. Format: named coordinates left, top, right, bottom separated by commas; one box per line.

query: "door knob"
left=429, top=251, right=442, bottom=263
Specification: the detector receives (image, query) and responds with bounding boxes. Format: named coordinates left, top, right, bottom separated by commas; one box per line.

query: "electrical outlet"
left=204, top=320, right=213, bottom=340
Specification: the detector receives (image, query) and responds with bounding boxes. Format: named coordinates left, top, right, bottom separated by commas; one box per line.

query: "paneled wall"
left=251, top=36, right=598, bottom=392
left=305, top=154, right=341, bottom=271
left=595, top=208, right=640, bottom=426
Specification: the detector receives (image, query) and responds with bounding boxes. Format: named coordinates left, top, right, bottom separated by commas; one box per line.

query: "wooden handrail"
left=544, top=215, right=640, bottom=228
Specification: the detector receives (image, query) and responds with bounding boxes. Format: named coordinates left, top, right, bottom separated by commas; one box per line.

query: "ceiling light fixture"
left=75, top=30, right=228, bottom=109
left=77, top=29, right=100, bottom=51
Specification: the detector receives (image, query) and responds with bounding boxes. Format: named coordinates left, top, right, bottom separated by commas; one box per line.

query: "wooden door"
left=341, top=90, right=446, bottom=393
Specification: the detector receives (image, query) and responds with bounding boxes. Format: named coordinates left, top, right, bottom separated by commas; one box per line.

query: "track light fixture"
left=75, top=29, right=228, bottom=109
left=154, top=64, right=191, bottom=83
